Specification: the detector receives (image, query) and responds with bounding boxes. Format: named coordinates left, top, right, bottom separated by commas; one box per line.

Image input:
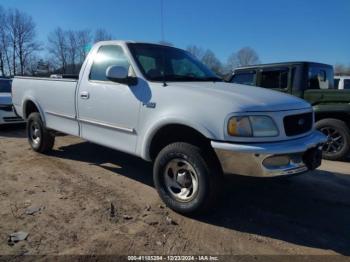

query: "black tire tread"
left=27, top=112, right=55, bottom=153
left=316, top=118, right=350, bottom=161
left=153, top=142, right=222, bottom=214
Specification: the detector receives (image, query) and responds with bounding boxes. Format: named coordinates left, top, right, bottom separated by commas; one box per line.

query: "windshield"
left=0, top=80, right=12, bottom=93
left=128, top=43, right=222, bottom=82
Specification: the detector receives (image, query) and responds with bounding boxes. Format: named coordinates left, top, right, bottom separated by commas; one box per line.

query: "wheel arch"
left=315, top=112, right=350, bottom=129
left=141, top=119, right=216, bottom=161
left=22, top=98, right=46, bottom=123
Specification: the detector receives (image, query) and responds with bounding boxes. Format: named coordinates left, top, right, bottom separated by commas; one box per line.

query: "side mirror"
left=106, top=65, right=129, bottom=82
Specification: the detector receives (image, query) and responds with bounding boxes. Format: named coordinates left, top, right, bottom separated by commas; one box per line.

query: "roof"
left=95, top=40, right=173, bottom=47
left=234, top=61, right=333, bottom=71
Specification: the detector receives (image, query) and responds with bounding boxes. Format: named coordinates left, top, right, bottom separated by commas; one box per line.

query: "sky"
left=0, top=0, right=349, bottom=66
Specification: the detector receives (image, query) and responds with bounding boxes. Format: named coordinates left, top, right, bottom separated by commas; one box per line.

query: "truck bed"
left=12, top=76, right=80, bottom=136
left=303, top=89, right=350, bottom=105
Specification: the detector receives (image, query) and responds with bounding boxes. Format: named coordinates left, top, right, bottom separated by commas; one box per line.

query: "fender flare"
left=22, top=97, right=46, bottom=123
left=140, top=116, right=216, bottom=160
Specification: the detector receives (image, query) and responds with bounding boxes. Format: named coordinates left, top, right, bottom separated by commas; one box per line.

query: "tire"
left=153, top=142, right=222, bottom=215
left=316, top=118, right=350, bottom=161
left=27, top=112, right=55, bottom=153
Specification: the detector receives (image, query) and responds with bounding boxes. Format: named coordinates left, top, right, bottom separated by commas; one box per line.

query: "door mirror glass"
left=106, top=65, right=129, bottom=82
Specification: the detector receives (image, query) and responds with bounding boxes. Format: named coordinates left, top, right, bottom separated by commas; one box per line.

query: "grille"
left=284, top=112, right=313, bottom=136
left=0, top=105, right=13, bottom=112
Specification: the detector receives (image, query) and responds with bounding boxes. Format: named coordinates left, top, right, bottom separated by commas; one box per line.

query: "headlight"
left=228, top=116, right=278, bottom=137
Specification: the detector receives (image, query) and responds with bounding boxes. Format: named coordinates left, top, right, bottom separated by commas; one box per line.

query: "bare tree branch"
left=226, top=47, right=260, bottom=73
left=94, top=28, right=112, bottom=43
left=186, top=45, right=204, bottom=60
left=76, top=29, right=91, bottom=64
left=48, top=27, right=68, bottom=73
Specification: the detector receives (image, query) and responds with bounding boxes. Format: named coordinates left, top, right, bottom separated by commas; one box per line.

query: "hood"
left=0, top=93, right=12, bottom=106
left=169, top=82, right=311, bottom=112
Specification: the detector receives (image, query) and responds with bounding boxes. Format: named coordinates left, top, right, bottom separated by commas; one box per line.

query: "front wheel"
left=27, top=112, right=55, bottom=153
left=316, top=118, right=350, bottom=161
left=153, top=142, right=222, bottom=214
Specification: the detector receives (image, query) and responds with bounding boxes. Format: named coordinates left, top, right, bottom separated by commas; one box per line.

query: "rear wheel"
left=316, top=118, right=350, bottom=161
left=27, top=112, right=55, bottom=153
left=153, top=142, right=222, bottom=214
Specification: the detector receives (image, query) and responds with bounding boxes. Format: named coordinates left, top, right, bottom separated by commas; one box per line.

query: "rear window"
left=344, top=79, right=350, bottom=89
left=0, top=80, right=12, bottom=93
left=231, top=71, right=256, bottom=86
left=260, top=68, right=289, bottom=89
left=308, top=65, right=334, bottom=89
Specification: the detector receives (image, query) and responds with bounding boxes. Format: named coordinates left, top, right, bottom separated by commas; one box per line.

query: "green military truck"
left=229, top=62, right=350, bottom=161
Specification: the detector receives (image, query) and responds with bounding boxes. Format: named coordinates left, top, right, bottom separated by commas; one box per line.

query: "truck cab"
left=230, top=62, right=350, bottom=160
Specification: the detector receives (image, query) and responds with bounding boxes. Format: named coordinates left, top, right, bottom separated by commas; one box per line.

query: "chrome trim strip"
left=78, top=118, right=135, bottom=134
left=46, top=111, right=76, bottom=120
left=15, top=76, right=77, bottom=82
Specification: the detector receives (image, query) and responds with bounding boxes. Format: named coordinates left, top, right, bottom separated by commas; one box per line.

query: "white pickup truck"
left=12, top=41, right=326, bottom=214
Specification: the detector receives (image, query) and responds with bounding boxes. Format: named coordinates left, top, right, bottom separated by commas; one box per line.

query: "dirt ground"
left=0, top=124, right=350, bottom=256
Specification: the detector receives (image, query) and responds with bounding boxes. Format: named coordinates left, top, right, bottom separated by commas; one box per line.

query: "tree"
left=187, top=45, right=223, bottom=75
left=226, top=47, right=260, bottom=72
left=94, top=28, right=112, bottom=43
left=47, top=28, right=94, bottom=74
left=201, top=49, right=222, bottom=75
left=0, top=6, right=8, bottom=76
left=6, top=8, right=19, bottom=75
left=186, top=45, right=204, bottom=60
left=67, top=30, right=78, bottom=74
left=76, top=29, right=91, bottom=64
left=48, top=27, right=68, bottom=73
left=334, top=64, right=350, bottom=75
left=0, top=7, right=40, bottom=76
left=14, top=10, right=40, bottom=75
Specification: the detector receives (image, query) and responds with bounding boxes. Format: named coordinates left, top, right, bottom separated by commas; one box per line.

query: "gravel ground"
left=0, top=124, right=350, bottom=256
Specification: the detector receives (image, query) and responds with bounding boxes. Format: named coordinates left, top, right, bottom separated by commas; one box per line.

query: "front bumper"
left=0, top=107, right=25, bottom=125
left=211, top=131, right=327, bottom=177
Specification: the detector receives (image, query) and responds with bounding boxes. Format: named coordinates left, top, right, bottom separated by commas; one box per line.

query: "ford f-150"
left=12, top=41, right=326, bottom=214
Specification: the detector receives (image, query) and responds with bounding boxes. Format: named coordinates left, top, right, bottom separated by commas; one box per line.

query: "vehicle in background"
left=334, top=76, right=350, bottom=90
left=229, top=62, right=350, bottom=161
left=12, top=42, right=326, bottom=214
left=0, top=78, right=24, bottom=126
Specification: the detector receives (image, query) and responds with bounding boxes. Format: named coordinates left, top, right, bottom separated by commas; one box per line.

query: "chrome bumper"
left=211, top=131, right=327, bottom=177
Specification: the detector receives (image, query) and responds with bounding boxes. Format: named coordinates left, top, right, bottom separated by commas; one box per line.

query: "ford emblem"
left=298, top=118, right=305, bottom=125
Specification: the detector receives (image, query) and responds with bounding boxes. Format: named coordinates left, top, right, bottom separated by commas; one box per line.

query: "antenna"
left=161, top=0, right=165, bottom=42
left=160, top=0, right=167, bottom=87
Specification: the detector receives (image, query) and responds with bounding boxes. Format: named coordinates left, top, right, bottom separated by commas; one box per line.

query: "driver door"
left=77, top=44, right=141, bottom=154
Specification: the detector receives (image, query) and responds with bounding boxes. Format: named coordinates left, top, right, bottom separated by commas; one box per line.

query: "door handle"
left=80, top=91, right=90, bottom=99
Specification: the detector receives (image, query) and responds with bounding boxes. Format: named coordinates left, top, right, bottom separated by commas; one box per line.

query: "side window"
left=231, top=72, right=256, bottom=86
left=308, top=66, right=333, bottom=89
left=344, top=79, right=350, bottom=89
left=138, top=55, right=156, bottom=73
left=260, top=68, right=289, bottom=89
left=334, top=79, right=340, bottom=89
left=90, top=45, right=130, bottom=81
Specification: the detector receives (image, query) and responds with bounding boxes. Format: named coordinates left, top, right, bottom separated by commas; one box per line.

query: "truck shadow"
left=0, top=123, right=26, bottom=138
left=50, top=140, right=350, bottom=255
